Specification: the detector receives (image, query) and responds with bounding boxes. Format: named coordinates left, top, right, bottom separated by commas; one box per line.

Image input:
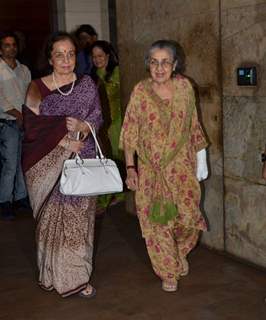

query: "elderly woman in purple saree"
left=22, top=32, right=102, bottom=298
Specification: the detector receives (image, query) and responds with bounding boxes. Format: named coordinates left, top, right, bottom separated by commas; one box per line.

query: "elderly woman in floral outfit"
left=120, top=40, right=208, bottom=292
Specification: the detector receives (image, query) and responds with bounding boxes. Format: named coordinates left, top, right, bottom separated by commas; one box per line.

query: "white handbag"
left=59, top=122, right=123, bottom=196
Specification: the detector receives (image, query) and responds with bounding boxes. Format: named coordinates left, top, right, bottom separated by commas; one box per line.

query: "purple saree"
left=23, top=75, right=102, bottom=297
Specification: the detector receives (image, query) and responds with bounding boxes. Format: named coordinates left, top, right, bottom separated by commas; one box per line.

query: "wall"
left=116, top=0, right=266, bottom=267
left=57, top=0, right=110, bottom=39
left=222, top=0, right=266, bottom=267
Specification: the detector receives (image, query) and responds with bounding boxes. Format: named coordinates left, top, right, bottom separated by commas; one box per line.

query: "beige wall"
left=116, top=0, right=266, bottom=267
left=222, top=0, right=266, bottom=267
left=56, top=0, right=110, bottom=39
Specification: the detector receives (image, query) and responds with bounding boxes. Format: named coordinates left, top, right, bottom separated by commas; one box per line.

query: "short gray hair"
left=144, top=40, right=185, bottom=75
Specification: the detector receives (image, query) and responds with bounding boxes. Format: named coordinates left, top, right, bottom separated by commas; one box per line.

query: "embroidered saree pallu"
left=60, top=122, right=123, bottom=196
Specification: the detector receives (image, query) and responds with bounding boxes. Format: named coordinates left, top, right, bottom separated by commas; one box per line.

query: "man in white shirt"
left=0, top=32, right=31, bottom=220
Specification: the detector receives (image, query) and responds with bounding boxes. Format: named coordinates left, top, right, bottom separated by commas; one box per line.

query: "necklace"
left=52, top=72, right=76, bottom=96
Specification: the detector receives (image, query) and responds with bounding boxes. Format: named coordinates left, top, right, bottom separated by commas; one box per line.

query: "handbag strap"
left=84, top=121, right=105, bottom=159
left=75, top=130, right=98, bottom=158
left=74, top=122, right=105, bottom=161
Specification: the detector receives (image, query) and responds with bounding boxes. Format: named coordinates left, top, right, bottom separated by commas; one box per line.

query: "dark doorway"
left=0, top=0, right=57, bottom=78
left=108, top=0, right=118, bottom=53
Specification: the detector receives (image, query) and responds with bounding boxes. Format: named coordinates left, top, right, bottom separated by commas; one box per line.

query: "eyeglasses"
left=52, top=51, right=76, bottom=61
left=149, top=58, right=174, bottom=69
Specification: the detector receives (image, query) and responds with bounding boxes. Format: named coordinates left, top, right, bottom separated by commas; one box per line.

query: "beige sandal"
left=162, top=280, right=178, bottom=292
left=79, top=285, right=96, bottom=298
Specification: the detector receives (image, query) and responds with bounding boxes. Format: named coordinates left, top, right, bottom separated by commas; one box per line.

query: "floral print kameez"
left=120, top=76, right=208, bottom=283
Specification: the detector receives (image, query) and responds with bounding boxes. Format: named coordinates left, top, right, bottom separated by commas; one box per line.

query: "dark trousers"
left=0, top=120, right=27, bottom=203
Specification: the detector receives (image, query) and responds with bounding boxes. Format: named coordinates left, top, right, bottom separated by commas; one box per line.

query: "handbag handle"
left=74, top=121, right=104, bottom=161
left=83, top=121, right=105, bottom=159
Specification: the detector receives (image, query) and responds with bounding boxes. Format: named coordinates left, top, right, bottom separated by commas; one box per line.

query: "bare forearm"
left=124, top=146, right=138, bottom=191
left=6, top=108, right=22, bottom=120
left=124, top=146, right=135, bottom=167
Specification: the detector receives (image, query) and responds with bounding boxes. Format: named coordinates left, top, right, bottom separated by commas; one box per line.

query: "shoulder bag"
left=59, top=122, right=123, bottom=196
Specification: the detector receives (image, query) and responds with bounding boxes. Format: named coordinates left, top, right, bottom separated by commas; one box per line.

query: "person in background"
left=23, top=31, right=102, bottom=298
left=91, top=40, right=125, bottom=212
left=0, top=31, right=31, bottom=220
left=120, top=40, right=208, bottom=292
left=14, top=30, right=32, bottom=74
left=75, top=24, right=97, bottom=76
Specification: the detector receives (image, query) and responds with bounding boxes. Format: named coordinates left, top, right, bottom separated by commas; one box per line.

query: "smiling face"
left=49, top=39, right=76, bottom=75
left=0, top=36, right=18, bottom=60
left=92, top=46, right=109, bottom=70
left=149, top=48, right=176, bottom=84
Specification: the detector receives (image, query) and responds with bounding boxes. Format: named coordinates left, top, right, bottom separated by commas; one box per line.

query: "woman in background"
left=91, top=40, right=124, bottom=211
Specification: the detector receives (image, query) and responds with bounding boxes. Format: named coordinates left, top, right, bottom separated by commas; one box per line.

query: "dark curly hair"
left=0, top=31, right=19, bottom=50
left=90, top=40, right=118, bottom=82
left=75, top=24, right=97, bottom=38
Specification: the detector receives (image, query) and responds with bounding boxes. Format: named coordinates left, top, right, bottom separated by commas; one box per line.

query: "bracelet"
left=126, top=165, right=135, bottom=170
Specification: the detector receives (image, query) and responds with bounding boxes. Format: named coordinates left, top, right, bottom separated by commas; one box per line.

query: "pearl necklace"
left=52, top=72, right=76, bottom=96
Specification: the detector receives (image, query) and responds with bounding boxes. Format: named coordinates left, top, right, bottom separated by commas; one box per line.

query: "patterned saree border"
left=61, top=283, right=88, bottom=298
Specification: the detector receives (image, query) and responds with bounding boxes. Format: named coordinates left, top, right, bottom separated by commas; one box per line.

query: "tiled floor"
left=0, top=202, right=266, bottom=320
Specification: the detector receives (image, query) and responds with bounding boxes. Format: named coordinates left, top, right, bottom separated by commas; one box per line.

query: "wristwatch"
left=261, top=153, right=266, bottom=162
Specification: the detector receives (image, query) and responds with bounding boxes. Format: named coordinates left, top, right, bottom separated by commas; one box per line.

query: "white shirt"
left=0, top=58, right=31, bottom=120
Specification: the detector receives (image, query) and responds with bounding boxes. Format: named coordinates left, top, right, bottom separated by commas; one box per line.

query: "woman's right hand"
left=126, top=168, right=138, bottom=191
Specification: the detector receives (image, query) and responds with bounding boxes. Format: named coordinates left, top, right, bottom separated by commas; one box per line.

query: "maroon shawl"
left=22, top=105, right=67, bottom=173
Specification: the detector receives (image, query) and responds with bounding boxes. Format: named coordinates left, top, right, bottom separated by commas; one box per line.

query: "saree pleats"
left=36, top=188, right=96, bottom=297
left=26, top=145, right=96, bottom=297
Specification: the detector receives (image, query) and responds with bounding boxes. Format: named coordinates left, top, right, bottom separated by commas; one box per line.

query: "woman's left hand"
left=66, top=117, right=87, bottom=133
